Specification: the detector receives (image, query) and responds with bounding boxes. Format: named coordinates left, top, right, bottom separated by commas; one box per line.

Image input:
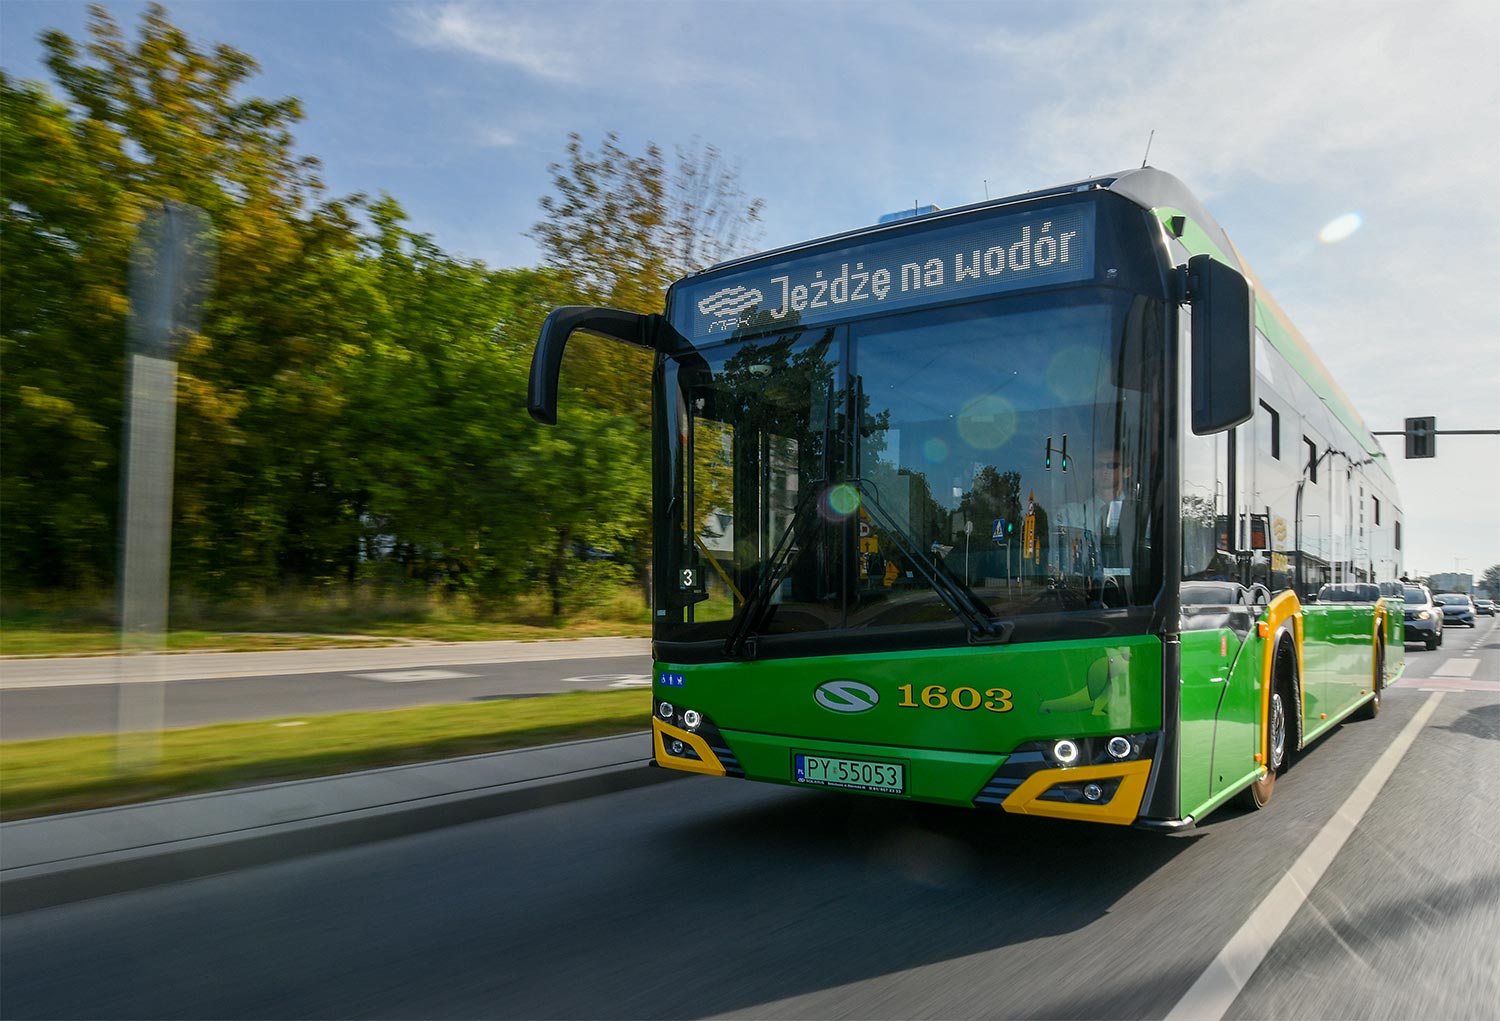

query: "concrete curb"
left=1, top=735, right=685, bottom=916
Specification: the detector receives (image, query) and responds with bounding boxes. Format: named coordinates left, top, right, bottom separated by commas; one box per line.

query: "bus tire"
left=1354, top=640, right=1384, bottom=721
left=1236, top=651, right=1292, bottom=811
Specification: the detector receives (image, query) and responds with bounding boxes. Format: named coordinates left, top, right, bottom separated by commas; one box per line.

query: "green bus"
left=528, top=168, right=1403, bottom=830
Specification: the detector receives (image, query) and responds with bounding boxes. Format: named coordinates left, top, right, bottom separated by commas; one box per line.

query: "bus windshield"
left=657, top=286, right=1165, bottom=651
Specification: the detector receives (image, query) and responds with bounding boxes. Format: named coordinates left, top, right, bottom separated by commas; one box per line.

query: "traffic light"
left=1044, top=435, right=1070, bottom=472
left=1404, top=416, right=1435, bottom=459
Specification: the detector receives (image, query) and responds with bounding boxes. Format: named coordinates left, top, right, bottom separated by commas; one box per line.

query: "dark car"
left=1475, top=597, right=1496, bottom=616
left=1434, top=593, right=1476, bottom=628
left=1403, top=584, right=1444, bottom=649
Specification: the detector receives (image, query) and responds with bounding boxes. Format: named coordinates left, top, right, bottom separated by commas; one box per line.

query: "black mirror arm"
left=528, top=306, right=665, bottom=425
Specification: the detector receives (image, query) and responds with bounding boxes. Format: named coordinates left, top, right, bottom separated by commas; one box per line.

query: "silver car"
left=1434, top=593, right=1476, bottom=628
left=1403, top=585, right=1443, bottom=649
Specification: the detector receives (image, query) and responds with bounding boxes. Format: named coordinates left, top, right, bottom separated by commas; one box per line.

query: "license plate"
left=793, top=753, right=905, bottom=794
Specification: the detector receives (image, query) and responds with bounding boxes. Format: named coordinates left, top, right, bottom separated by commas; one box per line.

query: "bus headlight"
left=1107, top=736, right=1133, bottom=760
left=658, top=701, right=675, bottom=719
left=1052, top=739, right=1080, bottom=765
left=682, top=709, right=702, bottom=731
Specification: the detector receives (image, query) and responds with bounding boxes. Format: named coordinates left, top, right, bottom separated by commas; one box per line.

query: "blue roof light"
left=877, top=205, right=941, bottom=224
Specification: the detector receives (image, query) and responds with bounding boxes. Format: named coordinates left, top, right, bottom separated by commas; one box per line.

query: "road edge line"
left=1164, top=691, right=1445, bottom=1021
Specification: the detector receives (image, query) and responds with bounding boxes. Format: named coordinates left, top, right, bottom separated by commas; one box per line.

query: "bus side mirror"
left=1186, top=254, right=1255, bottom=435
left=528, top=306, right=665, bottom=425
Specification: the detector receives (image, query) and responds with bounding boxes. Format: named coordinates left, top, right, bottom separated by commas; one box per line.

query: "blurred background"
left=0, top=5, right=772, bottom=646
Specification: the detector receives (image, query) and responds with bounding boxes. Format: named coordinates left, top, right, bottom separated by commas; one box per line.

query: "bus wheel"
left=1237, top=684, right=1288, bottom=811
left=1355, top=642, right=1384, bottom=720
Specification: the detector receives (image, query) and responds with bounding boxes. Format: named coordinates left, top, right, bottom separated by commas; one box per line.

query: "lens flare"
left=956, top=394, right=1016, bottom=450
left=923, top=437, right=950, bottom=463
left=1318, top=213, right=1363, bottom=244
left=822, top=482, right=861, bottom=520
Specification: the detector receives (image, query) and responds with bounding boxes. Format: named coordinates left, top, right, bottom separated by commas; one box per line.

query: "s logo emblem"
left=814, top=679, right=879, bottom=713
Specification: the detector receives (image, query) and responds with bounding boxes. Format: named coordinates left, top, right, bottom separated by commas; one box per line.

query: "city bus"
left=528, top=168, right=1404, bottom=829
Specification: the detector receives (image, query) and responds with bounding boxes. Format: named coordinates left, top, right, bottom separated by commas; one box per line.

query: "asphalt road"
left=4, top=621, right=1496, bottom=1019
left=0, top=654, right=652, bottom=740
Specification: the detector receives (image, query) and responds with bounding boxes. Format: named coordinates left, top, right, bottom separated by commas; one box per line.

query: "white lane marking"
left=561, top=673, right=652, bottom=689
left=350, top=670, right=478, bottom=683
left=1434, top=658, right=1480, bottom=678
left=1417, top=679, right=1498, bottom=692
left=1165, top=692, right=1445, bottom=1021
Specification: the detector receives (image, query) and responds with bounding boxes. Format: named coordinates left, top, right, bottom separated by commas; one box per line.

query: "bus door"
left=1179, top=361, right=1260, bottom=811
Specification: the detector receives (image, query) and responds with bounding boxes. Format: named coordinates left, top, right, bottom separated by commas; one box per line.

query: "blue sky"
left=4, top=0, right=1497, bottom=582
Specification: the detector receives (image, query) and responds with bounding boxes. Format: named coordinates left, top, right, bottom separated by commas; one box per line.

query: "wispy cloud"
left=477, top=125, right=522, bottom=148
left=967, top=1, right=1497, bottom=199
left=402, top=3, right=583, bottom=82
left=399, top=2, right=754, bottom=92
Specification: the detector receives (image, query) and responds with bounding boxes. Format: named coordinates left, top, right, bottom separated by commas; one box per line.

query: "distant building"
left=1426, top=572, right=1472, bottom=594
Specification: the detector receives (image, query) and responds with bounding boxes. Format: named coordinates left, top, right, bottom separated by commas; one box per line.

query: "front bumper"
left=651, top=717, right=1158, bottom=825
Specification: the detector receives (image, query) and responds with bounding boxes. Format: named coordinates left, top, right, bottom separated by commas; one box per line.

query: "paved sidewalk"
left=0, top=731, right=681, bottom=915
left=0, top=636, right=651, bottom=688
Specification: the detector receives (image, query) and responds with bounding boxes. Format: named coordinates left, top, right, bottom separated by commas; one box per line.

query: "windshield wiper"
left=723, top=482, right=825, bottom=659
left=854, top=480, right=1010, bottom=643
left=722, top=477, right=1010, bottom=656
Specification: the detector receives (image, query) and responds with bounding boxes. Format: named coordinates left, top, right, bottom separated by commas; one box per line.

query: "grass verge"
left=0, top=621, right=651, bottom=658
left=0, top=690, right=650, bottom=821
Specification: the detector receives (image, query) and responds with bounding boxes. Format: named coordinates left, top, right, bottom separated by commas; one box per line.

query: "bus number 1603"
left=896, top=684, right=1013, bottom=713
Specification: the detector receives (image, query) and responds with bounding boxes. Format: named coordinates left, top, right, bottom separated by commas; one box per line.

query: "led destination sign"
left=678, top=202, right=1095, bottom=340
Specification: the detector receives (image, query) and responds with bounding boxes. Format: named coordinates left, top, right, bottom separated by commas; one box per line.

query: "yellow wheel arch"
left=1258, top=590, right=1304, bottom=767
left=1371, top=598, right=1389, bottom=692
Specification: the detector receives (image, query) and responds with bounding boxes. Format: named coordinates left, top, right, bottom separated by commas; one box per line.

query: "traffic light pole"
left=1371, top=423, right=1498, bottom=459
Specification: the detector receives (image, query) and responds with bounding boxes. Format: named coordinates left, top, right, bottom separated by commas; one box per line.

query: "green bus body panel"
left=656, top=636, right=1163, bottom=804
left=1299, top=604, right=1380, bottom=743
left=1177, top=603, right=1383, bottom=822
left=1178, top=629, right=1265, bottom=820
left=1384, top=603, right=1405, bottom=683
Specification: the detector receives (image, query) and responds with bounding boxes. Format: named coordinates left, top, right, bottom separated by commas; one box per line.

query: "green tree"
left=957, top=466, right=1025, bottom=539
left=1, top=69, right=135, bottom=588
left=529, top=132, right=764, bottom=418
left=531, top=132, right=763, bottom=314
left=528, top=133, right=766, bottom=608
left=4, top=6, right=752, bottom=622
left=332, top=200, right=562, bottom=609
left=2, top=3, right=371, bottom=595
